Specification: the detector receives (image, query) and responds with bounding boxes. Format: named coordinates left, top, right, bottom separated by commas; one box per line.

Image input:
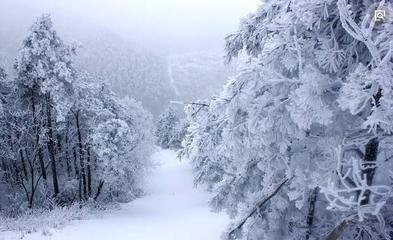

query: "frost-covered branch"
left=227, top=177, right=291, bottom=239
left=337, top=0, right=381, bottom=64
left=321, top=146, right=391, bottom=221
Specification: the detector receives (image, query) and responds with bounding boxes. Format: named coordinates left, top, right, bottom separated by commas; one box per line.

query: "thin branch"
left=325, top=215, right=357, bottom=240
left=227, top=177, right=292, bottom=239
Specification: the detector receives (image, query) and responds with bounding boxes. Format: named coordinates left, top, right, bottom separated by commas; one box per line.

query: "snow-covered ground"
left=1, top=149, right=228, bottom=240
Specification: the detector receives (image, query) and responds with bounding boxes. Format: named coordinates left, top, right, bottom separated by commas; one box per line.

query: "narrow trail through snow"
left=23, top=149, right=229, bottom=240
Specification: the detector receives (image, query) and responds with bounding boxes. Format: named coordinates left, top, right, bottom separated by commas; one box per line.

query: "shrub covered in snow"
left=0, top=202, right=118, bottom=238
left=155, top=106, right=188, bottom=150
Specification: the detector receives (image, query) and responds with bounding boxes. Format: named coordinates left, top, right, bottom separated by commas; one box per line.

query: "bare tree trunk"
left=305, top=187, right=319, bottom=240
left=64, top=126, right=71, bottom=178
left=360, top=90, right=382, bottom=204
left=28, top=159, right=35, bottom=209
left=38, top=147, right=46, bottom=181
left=19, top=149, right=47, bottom=209
left=78, top=174, right=82, bottom=202
left=86, top=145, right=92, bottom=198
left=94, top=180, right=104, bottom=201
left=360, top=137, right=379, bottom=205
left=31, top=91, right=47, bottom=181
left=57, top=134, right=62, bottom=151
left=72, top=146, right=82, bottom=201
left=75, top=110, right=87, bottom=199
left=45, top=93, right=60, bottom=198
left=73, top=147, right=80, bottom=177
left=19, top=149, right=28, bottom=180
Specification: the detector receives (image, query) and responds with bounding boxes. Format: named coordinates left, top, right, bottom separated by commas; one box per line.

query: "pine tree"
left=14, top=14, right=76, bottom=199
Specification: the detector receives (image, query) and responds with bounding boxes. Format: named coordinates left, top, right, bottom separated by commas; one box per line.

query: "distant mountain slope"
left=167, top=52, right=235, bottom=103
left=0, top=1, right=235, bottom=115
left=0, top=0, right=175, bottom=116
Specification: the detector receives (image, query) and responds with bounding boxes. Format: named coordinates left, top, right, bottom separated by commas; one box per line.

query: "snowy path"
left=18, top=149, right=229, bottom=240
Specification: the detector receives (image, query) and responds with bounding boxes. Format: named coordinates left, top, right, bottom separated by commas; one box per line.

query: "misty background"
left=0, top=0, right=259, bottom=115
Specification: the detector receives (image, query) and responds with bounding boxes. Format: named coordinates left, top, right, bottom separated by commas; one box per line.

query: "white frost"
left=4, top=150, right=228, bottom=240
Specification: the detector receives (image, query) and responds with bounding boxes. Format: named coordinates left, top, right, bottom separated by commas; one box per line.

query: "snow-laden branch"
left=227, top=177, right=291, bottom=239
left=337, top=0, right=382, bottom=65
left=321, top=146, right=391, bottom=222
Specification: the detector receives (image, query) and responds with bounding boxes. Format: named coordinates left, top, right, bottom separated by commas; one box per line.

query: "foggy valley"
left=1, top=1, right=393, bottom=240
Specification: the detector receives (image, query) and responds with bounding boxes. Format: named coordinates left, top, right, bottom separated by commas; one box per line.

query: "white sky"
left=49, top=0, right=261, bottom=54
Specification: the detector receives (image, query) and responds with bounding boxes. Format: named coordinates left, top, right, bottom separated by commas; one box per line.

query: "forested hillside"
left=0, top=1, right=234, bottom=116
left=0, top=0, right=175, bottom=116
left=0, top=15, right=154, bottom=214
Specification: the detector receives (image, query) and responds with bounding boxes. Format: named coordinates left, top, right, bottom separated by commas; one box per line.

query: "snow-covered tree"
left=0, top=66, right=9, bottom=180
left=0, top=15, right=155, bottom=211
left=155, top=106, right=187, bottom=150
left=0, top=66, right=7, bottom=110
left=91, top=87, right=154, bottom=202
left=14, top=14, right=76, bottom=198
left=184, top=0, right=393, bottom=239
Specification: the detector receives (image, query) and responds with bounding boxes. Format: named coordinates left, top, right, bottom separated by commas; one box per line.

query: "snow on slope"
left=7, top=150, right=228, bottom=240
left=0, top=0, right=175, bottom=116
left=167, top=52, right=235, bottom=102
